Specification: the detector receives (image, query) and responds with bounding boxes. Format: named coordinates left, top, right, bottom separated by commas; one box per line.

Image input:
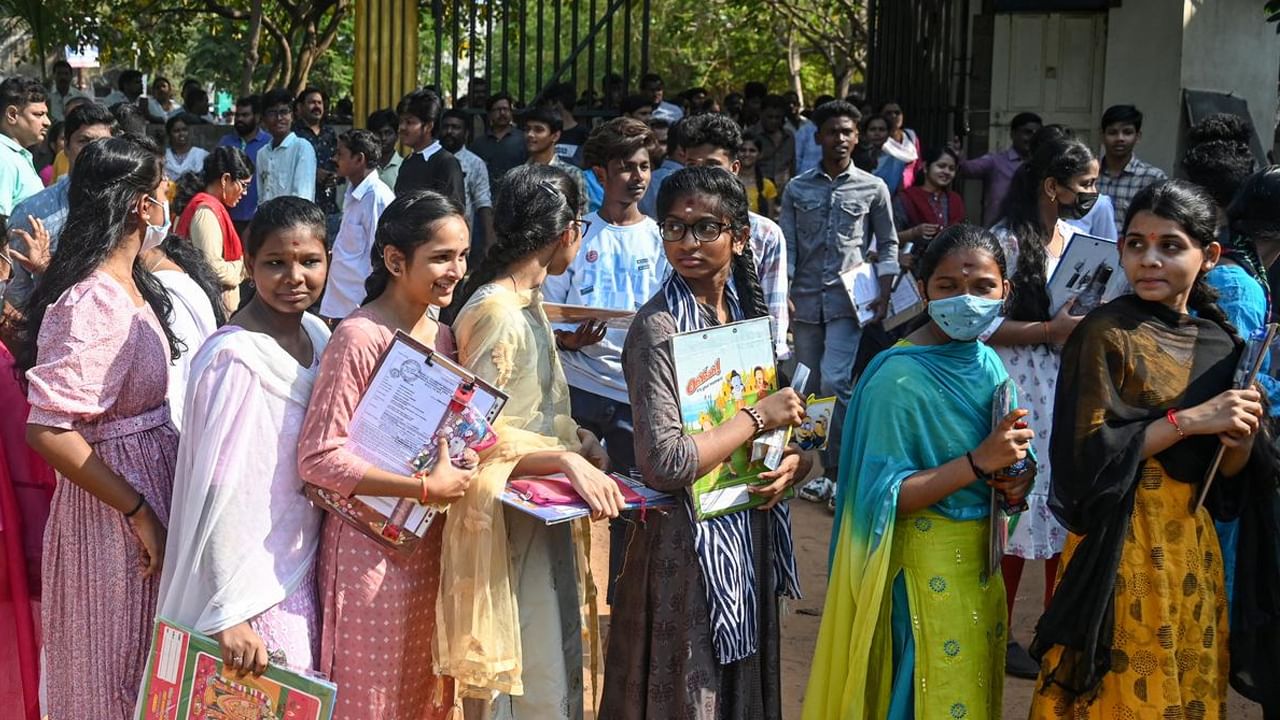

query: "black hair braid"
left=753, top=165, right=770, bottom=218
left=454, top=164, right=578, bottom=310
left=731, top=240, right=768, bottom=320
left=135, top=262, right=182, bottom=359
left=1007, top=219, right=1052, bottom=321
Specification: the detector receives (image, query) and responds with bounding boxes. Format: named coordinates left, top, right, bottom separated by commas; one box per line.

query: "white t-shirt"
left=541, top=212, right=668, bottom=403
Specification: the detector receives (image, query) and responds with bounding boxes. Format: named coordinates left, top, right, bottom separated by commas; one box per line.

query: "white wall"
left=1101, top=0, right=1186, bottom=172
left=1180, top=0, right=1280, bottom=164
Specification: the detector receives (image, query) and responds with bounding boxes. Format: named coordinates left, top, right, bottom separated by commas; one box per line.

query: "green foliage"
left=1268, top=0, right=1280, bottom=33
left=413, top=0, right=857, bottom=104
left=7, top=0, right=856, bottom=102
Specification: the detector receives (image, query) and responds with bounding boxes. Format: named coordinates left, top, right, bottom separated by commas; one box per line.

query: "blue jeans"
left=791, top=317, right=863, bottom=473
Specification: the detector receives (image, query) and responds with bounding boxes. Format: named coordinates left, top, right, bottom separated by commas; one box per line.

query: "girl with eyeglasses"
left=447, top=163, right=622, bottom=719
left=174, top=145, right=254, bottom=314
left=600, top=166, right=809, bottom=720
left=19, top=134, right=182, bottom=719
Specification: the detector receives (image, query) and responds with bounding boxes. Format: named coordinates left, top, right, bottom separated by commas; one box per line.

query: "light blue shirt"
left=0, top=132, right=44, bottom=218
left=4, top=176, right=69, bottom=308
left=255, top=132, right=316, bottom=203
left=542, top=212, right=668, bottom=403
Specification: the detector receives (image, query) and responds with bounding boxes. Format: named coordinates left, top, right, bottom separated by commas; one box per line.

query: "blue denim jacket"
left=780, top=163, right=899, bottom=323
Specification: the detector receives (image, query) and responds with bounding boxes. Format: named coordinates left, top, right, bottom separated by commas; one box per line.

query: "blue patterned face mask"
left=926, top=293, right=1004, bottom=341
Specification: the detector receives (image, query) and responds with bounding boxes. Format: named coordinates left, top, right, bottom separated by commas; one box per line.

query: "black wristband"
left=123, top=494, right=146, bottom=518
left=966, top=451, right=989, bottom=480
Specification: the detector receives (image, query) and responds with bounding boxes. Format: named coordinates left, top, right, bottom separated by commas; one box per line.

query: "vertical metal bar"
left=433, top=0, right=443, bottom=90
left=604, top=0, right=614, bottom=89
left=622, top=0, right=632, bottom=94
left=571, top=0, right=580, bottom=89
left=867, top=0, right=879, bottom=100
left=519, top=0, right=528, bottom=102
left=502, top=0, right=511, bottom=94
left=640, top=0, right=651, bottom=79
left=588, top=0, right=597, bottom=96
left=554, top=0, right=562, bottom=81
left=486, top=0, right=494, bottom=88
left=468, top=0, right=477, bottom=96
left=451, top=0, right=461, bottom=101
left=536, top=0, right=545, bottom=93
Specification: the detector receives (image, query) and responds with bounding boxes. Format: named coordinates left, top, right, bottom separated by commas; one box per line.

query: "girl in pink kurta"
left=19, top=136, right=181, bottom=720
left=298, top=190, right=475, bottom=720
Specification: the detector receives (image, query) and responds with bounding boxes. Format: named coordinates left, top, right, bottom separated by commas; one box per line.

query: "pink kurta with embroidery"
left=25, top=270, right=178, bottom=720
left=297, top=307, right=455, bottom=720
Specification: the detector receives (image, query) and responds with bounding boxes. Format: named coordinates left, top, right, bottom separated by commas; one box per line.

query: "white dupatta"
left=883, top=127, right=919, bottom=164
left=156, top=313, right=330, bottom=635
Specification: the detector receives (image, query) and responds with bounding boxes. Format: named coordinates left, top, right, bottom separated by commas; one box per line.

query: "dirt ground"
left=583, top=501, right=1264, bottom=719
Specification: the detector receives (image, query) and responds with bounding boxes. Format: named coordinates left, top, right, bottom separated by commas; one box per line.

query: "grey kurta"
left=599, top=292, right=784, bottom=720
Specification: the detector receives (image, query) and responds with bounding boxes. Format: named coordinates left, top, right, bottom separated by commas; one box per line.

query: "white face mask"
left=142, top=195, right=170, bottom=252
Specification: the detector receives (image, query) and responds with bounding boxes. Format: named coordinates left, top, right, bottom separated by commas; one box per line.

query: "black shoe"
left=1006, top=640, right=1040, bottom=679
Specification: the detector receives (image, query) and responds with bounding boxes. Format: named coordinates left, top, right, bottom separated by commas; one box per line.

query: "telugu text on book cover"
left=670, top=316, right=778, bottom=519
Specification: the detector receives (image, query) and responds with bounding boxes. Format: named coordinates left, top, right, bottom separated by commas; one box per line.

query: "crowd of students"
left=1, top=64, right=1279, bottom=720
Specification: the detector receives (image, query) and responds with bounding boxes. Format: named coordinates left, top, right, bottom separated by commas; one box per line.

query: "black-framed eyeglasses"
left=660, top=219, right=731, bottom=245
left=571, top=217, right=593, bottom=236
left=264, top=108, right=291, bottom=118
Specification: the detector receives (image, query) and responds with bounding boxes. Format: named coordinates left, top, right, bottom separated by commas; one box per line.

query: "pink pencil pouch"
left=508, top=474, right=646, bottom=507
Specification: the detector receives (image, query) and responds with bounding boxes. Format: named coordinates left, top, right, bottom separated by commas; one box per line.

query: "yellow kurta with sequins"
left=888, top=510, right=1006, bottom=719
left=1030, top=458, right=1230, bottom=720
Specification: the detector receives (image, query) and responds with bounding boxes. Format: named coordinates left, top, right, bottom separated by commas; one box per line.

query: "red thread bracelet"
left=1165, top=409, right=1186, bottom=438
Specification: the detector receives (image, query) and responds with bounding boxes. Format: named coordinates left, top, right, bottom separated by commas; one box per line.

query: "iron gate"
left=866, top=0, right=971, bottom=149
left=424, top=0, right=654, bottom=105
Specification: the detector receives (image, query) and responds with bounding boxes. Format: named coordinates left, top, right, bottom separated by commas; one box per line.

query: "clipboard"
left=304, top=330, right=507, bottom=555
left=1192, top=322, right=1278, bottom=514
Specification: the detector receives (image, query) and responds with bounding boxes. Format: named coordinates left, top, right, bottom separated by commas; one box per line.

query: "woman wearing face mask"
left=17, top=134, right=182, bottom=720
left=894, top=146, right=966, bottom=271
left=175, top=146, right=253, bottom=314
left=804, top=224, right=1034, bottom=719
left=983, top=135, right=1098, bottom=678
left=1030, top=180, right=1280, bottom=719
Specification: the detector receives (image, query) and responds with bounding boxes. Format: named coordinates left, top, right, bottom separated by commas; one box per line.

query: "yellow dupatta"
left=436, top=283, right=590, bottom=700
